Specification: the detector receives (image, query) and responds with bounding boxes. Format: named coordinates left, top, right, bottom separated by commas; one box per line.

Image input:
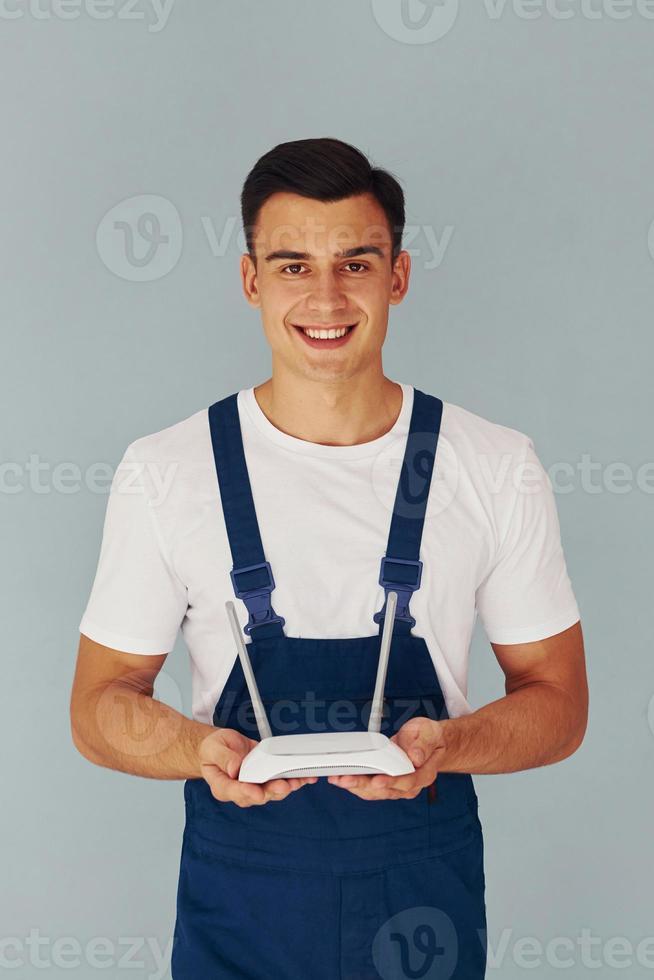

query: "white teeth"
left=302, top=326, right=350, bottom=339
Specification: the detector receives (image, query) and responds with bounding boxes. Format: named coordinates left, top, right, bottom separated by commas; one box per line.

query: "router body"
left=224, top=590, right=415, bottom=783
left=239, top=730, right=414, bottom=782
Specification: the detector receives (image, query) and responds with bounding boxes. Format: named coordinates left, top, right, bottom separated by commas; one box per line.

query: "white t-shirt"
left=78, top=381, right=581, bottom=723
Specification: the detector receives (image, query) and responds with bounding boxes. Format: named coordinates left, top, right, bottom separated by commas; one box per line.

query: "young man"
left=71, top=138, right=587, bottom=979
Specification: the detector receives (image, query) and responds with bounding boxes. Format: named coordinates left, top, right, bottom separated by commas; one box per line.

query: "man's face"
left=240, top=191, right=410, bottom=383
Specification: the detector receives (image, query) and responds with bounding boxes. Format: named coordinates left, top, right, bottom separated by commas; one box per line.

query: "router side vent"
left=278, top=765, right=383, bottom=777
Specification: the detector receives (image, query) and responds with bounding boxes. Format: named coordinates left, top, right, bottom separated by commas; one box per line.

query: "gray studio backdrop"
left=2, top=3, right=653, bottom=977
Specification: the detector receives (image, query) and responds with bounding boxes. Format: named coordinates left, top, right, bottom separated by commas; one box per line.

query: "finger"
left=258, top=775, right=319, bottom=803
left=215, top=727, right=256, bottom=756
left=334, top=784, right=408, bottom=801
left=202, top=732, right=254, bottom=778
left=203, top=766, right=267, bottom=806
left=328, top=773, right=403, bottom=790
left=205, top=764, right=318, bottom=806
left=369, top=770, right=432, bottom=794
left=328, top=772, right=426, bottom=797
left=286, top=776, right=319, bottom=791
left=395, top=718, right=442, bottom=767
left=346, top=781, right=422, bottom=801
left=261, top=778, right=298, bottom=801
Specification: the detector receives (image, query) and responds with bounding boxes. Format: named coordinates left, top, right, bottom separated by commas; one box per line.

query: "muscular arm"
left=70, top=633, right=214, bottom=779
left=439, top=619, right=589, bottom=774
left=70, top=633, right=316, bottom=805
left=329, top=621, right=588, bottom=799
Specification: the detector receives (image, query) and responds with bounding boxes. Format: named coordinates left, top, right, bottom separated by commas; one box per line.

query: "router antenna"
left=368, top=590, right=398, bottom=734
left=225, top=600, right=272, bottom=740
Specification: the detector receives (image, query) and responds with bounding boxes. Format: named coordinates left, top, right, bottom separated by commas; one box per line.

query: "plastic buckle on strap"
left=230, top=561, right=286, bottom=636
left=372, top=556, right=423, bottom=629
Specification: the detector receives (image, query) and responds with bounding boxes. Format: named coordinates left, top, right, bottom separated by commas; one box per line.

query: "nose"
left=305, top=270, right=349, bottom=316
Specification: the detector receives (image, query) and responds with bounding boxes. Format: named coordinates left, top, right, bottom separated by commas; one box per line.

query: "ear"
left=389, top=250, right=411, bottom=306
left=240, top=253, right=261, bottom=308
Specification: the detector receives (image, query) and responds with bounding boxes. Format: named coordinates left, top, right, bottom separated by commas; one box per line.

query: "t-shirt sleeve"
left=78, top=444, right=188, bottom=654
left=475, top=436, right=581, bottom=645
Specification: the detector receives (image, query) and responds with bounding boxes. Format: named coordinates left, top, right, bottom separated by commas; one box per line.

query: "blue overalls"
left=171, top=387, right=487, bottom=979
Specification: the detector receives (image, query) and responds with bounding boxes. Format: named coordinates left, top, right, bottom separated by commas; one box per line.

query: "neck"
left=252, top=371, right=403, bottom=448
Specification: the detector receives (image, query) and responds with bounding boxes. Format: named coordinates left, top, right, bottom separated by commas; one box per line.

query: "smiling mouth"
left=292, top=323, right=358, bottom=339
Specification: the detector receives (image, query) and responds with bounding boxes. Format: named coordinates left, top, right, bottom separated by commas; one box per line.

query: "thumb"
left=397, top=718, right=439, bottom=767
left=203, top=728, right=252, bottom=777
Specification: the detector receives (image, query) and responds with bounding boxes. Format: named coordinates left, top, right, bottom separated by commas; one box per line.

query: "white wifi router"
left=224, top=590, right=415, bottom=783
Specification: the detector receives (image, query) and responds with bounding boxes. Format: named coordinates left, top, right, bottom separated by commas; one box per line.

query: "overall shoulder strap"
left=373, top=387, right=444, bottom=636
left=208, top=392, right=285, bottom=640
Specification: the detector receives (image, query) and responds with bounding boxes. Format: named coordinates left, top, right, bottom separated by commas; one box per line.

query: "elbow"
left=70, top=718, right=89, bottom=759
left=551, top=673, right=589, bottom=763
left=556, top=708, right=588, bottom=762
left=568, top=688, right=589, bottom=756
left=69, top=698, right=103, bottom=766
left=70, top=713, right=93, bottom=762
left=560, top=727, right=586, bottom=761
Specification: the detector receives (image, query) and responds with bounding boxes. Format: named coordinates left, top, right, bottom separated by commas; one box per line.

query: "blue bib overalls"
left=171, top=387, right=488, bottom=979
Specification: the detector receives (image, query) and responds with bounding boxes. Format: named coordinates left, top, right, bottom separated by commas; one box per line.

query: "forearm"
left=439, top=681, right=586, bottom=775
left=71, top=679, right=214, bottom=780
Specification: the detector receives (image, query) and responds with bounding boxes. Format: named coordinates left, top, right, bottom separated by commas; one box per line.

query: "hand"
left=327, top=717, right=447, bottom=801
left=199, top=728, right=318, bottom=807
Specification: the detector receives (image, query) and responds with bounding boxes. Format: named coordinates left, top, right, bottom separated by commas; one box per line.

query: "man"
left=71, top=137, right=588, bottom=979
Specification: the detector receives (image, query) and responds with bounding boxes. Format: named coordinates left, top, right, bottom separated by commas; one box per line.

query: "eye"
left=281, top=264, right=307, bottom=275
left=280, top=261, right=369, bottom=275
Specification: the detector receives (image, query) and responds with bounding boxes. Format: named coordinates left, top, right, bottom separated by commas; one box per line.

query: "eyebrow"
left=263, top=244, right=385, bottom=263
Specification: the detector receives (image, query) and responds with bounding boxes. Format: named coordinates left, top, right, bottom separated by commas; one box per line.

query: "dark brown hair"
left=240, top=137, right=405, bottom=264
